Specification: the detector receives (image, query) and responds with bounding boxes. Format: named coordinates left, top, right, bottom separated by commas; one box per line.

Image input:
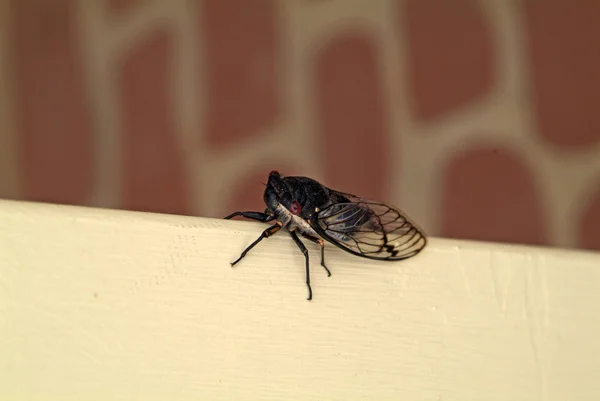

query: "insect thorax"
left=274, top=204, right=319, bottom=237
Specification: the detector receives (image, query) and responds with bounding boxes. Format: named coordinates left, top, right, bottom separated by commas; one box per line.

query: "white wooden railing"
left=1, top=199, right=599, bottom=400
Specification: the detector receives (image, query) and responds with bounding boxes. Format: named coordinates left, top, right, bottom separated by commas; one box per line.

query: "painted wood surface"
left=1, top=199, right=599, bottom=400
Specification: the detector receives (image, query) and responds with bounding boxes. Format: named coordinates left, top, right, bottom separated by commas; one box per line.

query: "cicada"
left=224, top=170, right=427, bottom=300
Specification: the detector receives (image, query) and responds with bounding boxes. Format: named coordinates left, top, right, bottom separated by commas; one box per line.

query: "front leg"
left=224, top=211, right=274, bottom=222
left=231, top=223, right=282, bottom=266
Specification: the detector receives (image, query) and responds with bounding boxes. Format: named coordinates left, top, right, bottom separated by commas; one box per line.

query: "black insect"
left=224, top=170, right=427, bottom=300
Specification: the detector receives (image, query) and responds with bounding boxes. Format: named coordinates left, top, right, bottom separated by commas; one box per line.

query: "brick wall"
left=0, top=0, right=599, bottom=250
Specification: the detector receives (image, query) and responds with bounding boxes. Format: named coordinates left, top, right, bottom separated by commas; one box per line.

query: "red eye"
left=269, top=170, right=280, bottom=176
left=289, top=201, right=301, bottom=215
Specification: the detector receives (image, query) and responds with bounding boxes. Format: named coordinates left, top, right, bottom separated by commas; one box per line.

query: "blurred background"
left=0, top=0, right=599, bottom=251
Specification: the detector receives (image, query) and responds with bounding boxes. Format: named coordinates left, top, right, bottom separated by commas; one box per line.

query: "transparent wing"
left=312, top=194, right=426, bottom=260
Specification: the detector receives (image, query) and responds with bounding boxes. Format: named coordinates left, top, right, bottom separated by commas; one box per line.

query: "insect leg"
left=300, top=233, right=331, bottom=277
left=224, top=211, right=274, bottom=222
left=289, top=230, right=313, bottom=301
left=231, top=223, right=282, bottom=266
